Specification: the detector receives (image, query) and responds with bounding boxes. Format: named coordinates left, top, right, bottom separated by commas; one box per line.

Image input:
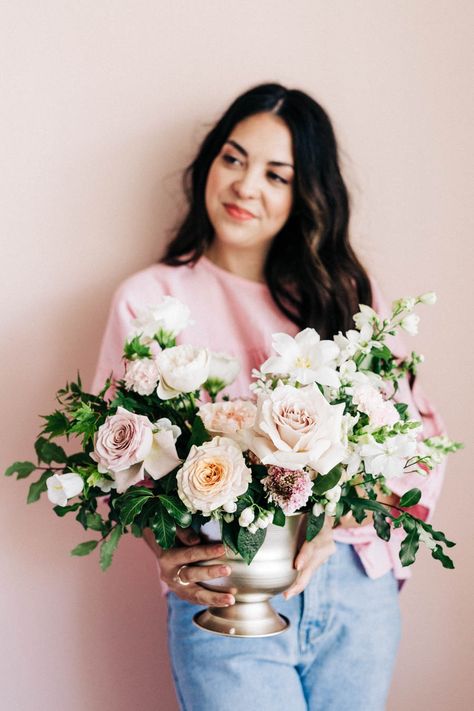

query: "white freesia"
left=207, top=352, right=240, bottom=387
left=133, top=297, right=191, bottom=339
left=353, top=304, right=381, bottom=330
left=124, top=357, right=160, bottom=396
left=334, top=324, right=376, bottom=364
left=419, top=291, right=437, bottom=305
left=400, top=313, right=420, bottom=336
left=361, top=434, right=417, bottom=478
left=261, top=328, right=340, bottom=387
left=47, top=472, right=84, bottom=507
left=157, top=345, right=210, bottom=400
left=246, top=383, right=345, bottom=474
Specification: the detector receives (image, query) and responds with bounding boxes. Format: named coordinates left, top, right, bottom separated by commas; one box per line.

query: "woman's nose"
left=232, top=171, right=261, bottom=200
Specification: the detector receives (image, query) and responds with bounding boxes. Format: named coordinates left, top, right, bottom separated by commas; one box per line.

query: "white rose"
left=246, top=383, right=346, bottom=474
left=207, top=352, right=240, bottom=387
left=157, top=345, right=210, bottom=400
left=177, top=436, right=251, bottom=515
left=133, top=297, right=191, bottom=339
left=261, top=329, right=340, bottom=387
left=124, top=357, right=160, bottom=396
left=400, top=314, right=420, bottom=336
left=47, top=472, right=84, bottom=507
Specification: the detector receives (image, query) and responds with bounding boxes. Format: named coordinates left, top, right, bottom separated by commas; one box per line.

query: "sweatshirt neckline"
left=198, top=255, right=269, bottom=292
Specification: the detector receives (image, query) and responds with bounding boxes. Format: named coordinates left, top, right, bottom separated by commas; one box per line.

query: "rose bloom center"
left=276, top=404, right=317, bottom=431
left=195, top=458, right=227, bottom=488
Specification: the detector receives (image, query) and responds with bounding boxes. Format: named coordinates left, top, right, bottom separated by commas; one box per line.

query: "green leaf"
left=373, top=511, right=391, bottom=541
left=71, top=540, right=98, bottom=557
left=419, top=520, right=455, bottom=548
left=27, top=470, right=52, bottom=503
left=123, top=336, right=152, bottom=360
left=5, top=461, right=36, bottom=479
left=273, top=508, right=286, bottom=527
left=306, top=511, right=325, bottom=541
left=150, top=505, right=176, bottom=549
left=221, top=519, right=239, bottom=555
left=158, top=495, right=192, bottom=527
left=399, top=488, right=422, bottom=508
left=100, top=526, right=123, bottom=571
left=34, top=437, right=67, bottom=464
left=237, top=526, right=266, bottom=564
left=40, top=410, right=70, bottom=437
left=394, top=403, right=409, bottom=420
left=399, top=527, right=420, bottom=566
left=431, top=545, right=455, bottom=569
left=85, top=512, right=104, bottom=531
left=312, top=465, right=343, bottom=495
left=53, top=502, right=81, bottom=517
left=188, top=416, right=212, bottom=448
left=116, top=490, right=154, bottom=526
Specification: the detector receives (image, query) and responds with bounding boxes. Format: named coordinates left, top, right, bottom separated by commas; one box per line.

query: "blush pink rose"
left=91, top=407, right=154, bottom=493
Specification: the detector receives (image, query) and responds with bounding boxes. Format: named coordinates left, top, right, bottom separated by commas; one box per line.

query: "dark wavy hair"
left=161, top=83, right=372, bottom=338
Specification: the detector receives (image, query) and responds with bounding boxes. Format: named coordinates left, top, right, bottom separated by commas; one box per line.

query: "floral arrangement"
left=5, top=293, right=461, bottom=570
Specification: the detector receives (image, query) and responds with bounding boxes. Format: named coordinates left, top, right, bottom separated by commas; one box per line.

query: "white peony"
left=361, top=434, right=417, bottom=478
left=261, top=328, right=340, bottom=387
left=47, top=472, right=84, bottom=507
left=156, top=345, right=210, bottom=400
left=133, top=297, right=191, bottom=339
left=246, top=383, right=346, bottom=474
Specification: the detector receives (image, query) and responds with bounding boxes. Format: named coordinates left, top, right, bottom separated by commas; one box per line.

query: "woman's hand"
left=142, top=527, right=236, bottom=607
left=283, top=517, right=336, bottom=600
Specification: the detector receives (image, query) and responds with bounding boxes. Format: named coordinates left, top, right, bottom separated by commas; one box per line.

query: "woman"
left=92, top=83, right=445, bottom=710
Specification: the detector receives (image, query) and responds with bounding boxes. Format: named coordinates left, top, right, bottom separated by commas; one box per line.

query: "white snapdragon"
left=419, top=291, right=437, bottom=305
left=47, top=472, right=84, bottom=507
left=400, top=313, right=420, bottom=336
left=261, top=329, right=340, bottom=387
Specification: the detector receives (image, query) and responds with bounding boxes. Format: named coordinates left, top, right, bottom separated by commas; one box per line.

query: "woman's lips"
left=223, top=203, right=256, bottom=221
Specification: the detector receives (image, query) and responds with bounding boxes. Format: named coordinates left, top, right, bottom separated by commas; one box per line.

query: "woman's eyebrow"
left=225, top=139, right=294, bottom=169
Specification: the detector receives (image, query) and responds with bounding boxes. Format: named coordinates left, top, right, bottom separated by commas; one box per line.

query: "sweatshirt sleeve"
left=90, top=283, right=138, bottom=395
left=370, top=279, right=446, bottom=522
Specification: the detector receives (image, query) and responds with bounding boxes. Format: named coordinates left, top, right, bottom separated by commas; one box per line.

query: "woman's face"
left=205, top=112, right=294, bottom=254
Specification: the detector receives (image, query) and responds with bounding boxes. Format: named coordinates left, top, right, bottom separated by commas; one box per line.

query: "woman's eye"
left=268, top=171, right=289, bottom=185
left=222, top=153, right=241, bottom=166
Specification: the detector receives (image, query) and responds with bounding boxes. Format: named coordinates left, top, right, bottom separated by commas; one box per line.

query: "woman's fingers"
left=175, top=526, right=201, bottom=545
left=283, top=536, right=336, bottom=599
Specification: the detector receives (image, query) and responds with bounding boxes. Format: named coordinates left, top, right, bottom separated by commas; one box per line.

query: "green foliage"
left=373, top=512, right=391, bottom=541
left=394, top=403, right=409, bottom=421
left=34, top=437, right=67, bottom=464
left=399, top=488, right=422, bottom=508
left=221, top=519, right=239, bottom=555
left=399, top=527, right=420, bottom=566
left=188, top=416, right=212, bottom=449
left=312, top=465, right=343, bottom=495
left=237, top=526, right=266, bottom=564
left=40, top=410, right=70, bottom=437
left=5, top=461, right=36, bottom=479
left=306, top=511, right=325, bottom=541
left=431, top=545, right=455, bottom=569
left=71, top=540, right=98, bottom=557
left=68, top=403, right=102, bottom=445
left=273, top=508, right=286, bottom=527
left=27, top=470, right=52, bottom=503
left=150, top=504, right=176, bottom=549
left=53, top=502, right=81, bottom=517
left=100, top=526, right=123, bottom=571
left=123, top=336, right=152, bottom=360
left=113, top=487, right=154, bottom=526
left=158, top=495, right=192, bottom=527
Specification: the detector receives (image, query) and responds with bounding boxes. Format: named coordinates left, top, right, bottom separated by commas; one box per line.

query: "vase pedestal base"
left=192, top=601, right=290, bottom=638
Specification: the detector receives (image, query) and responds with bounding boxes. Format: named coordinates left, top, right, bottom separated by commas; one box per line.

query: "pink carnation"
left=262, top=466, right=313, bottom=514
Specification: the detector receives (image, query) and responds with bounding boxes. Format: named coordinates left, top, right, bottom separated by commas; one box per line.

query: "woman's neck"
left=204, top=242, right=268, bottom=283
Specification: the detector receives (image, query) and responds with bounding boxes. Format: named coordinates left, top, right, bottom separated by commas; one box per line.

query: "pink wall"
left=1, top=2, right=472, bottom=709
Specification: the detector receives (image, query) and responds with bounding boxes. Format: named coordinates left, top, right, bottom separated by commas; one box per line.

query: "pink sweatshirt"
left=92, top=255, right=446, bottom=580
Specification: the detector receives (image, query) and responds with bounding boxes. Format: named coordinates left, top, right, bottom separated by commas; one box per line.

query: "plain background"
left=1, top=2, right=472, bottom=709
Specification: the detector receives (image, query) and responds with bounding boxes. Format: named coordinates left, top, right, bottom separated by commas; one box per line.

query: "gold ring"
left=174, top=564, right=190, bottom=586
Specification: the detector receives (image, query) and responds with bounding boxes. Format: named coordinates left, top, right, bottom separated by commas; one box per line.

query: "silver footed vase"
left=192, top=514, right=305, bottom=638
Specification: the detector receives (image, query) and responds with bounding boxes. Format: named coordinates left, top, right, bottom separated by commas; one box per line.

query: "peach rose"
left=177, top=436, right=251, bottom=515
left=198, top=400, right=257, bottom=434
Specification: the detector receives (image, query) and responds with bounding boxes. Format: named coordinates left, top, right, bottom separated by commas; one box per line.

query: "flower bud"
left=419, top=291, right=437, bottom=305
left=223, top=512, right=234, bottom=523
left=223, top=500, right=237, bottom=513
left=326, top=485, right=341, bottom=503
left=256, top=513, right=272, bottom=529
left=312, top=502, right=324, bottom=517
left=238, top=506, right=255, bottom=527
left=400, top=314, right=420, bottom=336
left=325, top=501, right=337, bottom=516
left=247, top=522, right=258, bottom=534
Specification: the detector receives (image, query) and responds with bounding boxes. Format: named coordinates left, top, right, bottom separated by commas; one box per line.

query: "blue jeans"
left=167, top=543, right=401, bottom=711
